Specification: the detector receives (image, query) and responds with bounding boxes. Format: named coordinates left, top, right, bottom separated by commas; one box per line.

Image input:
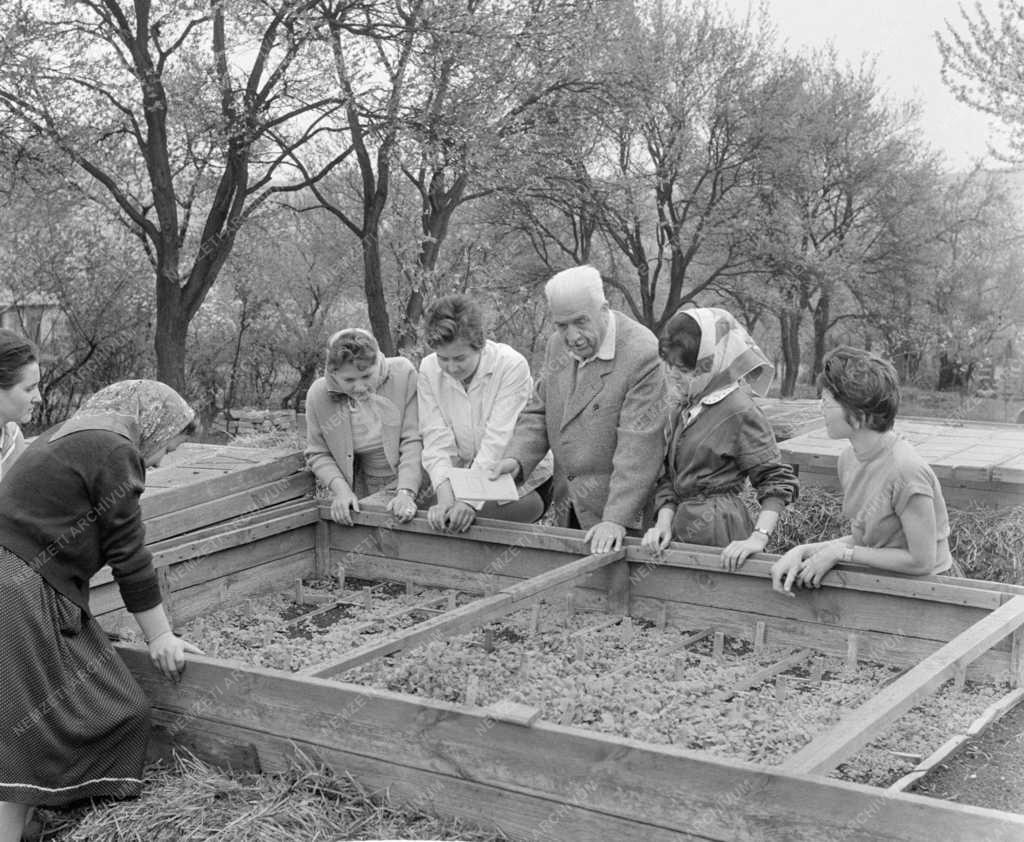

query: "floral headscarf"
left=676, top=307, right=774, bottom=405
left=50, top=379, right=195, bottom=460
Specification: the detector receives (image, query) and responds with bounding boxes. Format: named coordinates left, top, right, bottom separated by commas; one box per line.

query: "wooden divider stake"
left=465, top=674, right=479, bottom=707
left=954, top=663, right=967, bottom=692
left=558, top=691, right=579, bottom=725
left=529, top=603, right=541, bottom=635
left=754, top=621, right=767, bottom=654
left=845, top=633, right=860, bottom=673
left=295, top=578, right=305, bottom=605
left=714, top=648, right=812, bottom=702
left=810, top=657, right=825, bottom=685
left=774, top=675, right=789, bottom=701
left=335, top=562, right=346, bottom=592
left=518, top=652, right=531, bottom=679
left=712, top=631, right=725, bottom=661
left=483, top=627, right=494, bottom=653
left=1012, top=628, right=1024, bottom=689
left=363, top=586, right=373, bottom=610
left=447, top=589, right=458, bottom=611
left=673, top=655, right=687, bottom=681
left=657, top=603, right=668, bottom=629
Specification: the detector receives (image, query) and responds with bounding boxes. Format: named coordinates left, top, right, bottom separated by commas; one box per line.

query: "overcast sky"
left=720, top=0, right=1006, bottom=170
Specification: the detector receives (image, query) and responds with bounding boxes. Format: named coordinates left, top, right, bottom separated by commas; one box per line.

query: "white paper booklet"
left=447, top=467, right=519, bottom=503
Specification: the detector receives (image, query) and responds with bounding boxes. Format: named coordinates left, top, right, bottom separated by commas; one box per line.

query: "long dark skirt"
left=0, top=548, right=148, bottom=807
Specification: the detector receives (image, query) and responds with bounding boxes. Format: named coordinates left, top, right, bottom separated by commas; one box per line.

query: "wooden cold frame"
left=82, top=459, right=1024, bottom=841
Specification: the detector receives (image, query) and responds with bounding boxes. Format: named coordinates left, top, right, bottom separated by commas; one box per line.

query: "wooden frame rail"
left=783, top=595, right=1024, bottom=776
left=303, top=549, right=623, bottom=678
left=328, top=505, right=1023, bottom=680
left=122, top=649, right=1024, bottom=842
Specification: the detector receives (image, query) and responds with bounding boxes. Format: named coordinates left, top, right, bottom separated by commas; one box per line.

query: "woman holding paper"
left=419, top=294, right=552, bottom=532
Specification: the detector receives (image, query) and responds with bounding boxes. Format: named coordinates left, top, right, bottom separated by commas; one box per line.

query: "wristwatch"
left=842, top=545, right=855, bottom=563
left=752, top=527, right=771, bottom=541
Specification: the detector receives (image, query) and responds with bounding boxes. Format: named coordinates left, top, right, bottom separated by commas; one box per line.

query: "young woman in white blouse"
left=418, top=294, right=551, bottom=532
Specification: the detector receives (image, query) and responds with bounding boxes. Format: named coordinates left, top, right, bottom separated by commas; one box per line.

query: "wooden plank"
left=90, top=500, right=318, bottom=589
left=628, top=561, right=1002, bottom=652
left=313, top=518, right=330, bottom=577
left=144, top=471, right=313, bottom=543
left=623, top=544, right=1005, bottom=611
left=783, top=596, right=1024, bottom=776
left=142, top=447, right=304, bottom=518
left=889, top=688, right=1024, bottom=792
left=146, top=712, right=693, bottom=842
left=304, top=550, right=623, bottom=678
left=714, top=649, right=812, bottom=702
left=334, top=512, right=1007, bottom=610
left=97, top=547, right=313, bottom=635
left=342, top=505, right=591, bottom=554
left=607, top=559, right=631, bottom=614
left=121, top=649, right=1024, bottom=842
left=92, top=528, right=315, bottom=622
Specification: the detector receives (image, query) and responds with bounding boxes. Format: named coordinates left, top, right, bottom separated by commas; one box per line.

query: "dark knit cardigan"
left=0, top=427, right=161, bottom=615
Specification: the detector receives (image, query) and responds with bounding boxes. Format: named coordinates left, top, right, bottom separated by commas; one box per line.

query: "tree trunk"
left=810, top=289, right=830, bottom=385
left=362, top=231, right=395, bottom=355
left=778, top=309, right=802, bottom=398
left=282, top=359, right=319, bottom=410
left=154, top=274, right=189, bottom=393
left=225, top=297, right=250, bottom=413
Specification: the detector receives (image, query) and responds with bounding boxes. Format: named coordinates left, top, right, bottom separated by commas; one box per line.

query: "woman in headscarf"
left=641, top=308, right=799, bottom=570
left=0, top=328, right=41, bottom=482
left=304, top=328, right=422, bottom=526
left=0, top=380, right=202, bottom=841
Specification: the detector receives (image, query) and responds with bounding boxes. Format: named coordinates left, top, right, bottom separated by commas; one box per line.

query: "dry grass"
left=37, top=750, right=506, bottom=842
left=763, top=485, right=1024, bottom=584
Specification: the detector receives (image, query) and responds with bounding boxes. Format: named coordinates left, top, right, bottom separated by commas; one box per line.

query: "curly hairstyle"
left=422, top=294, right=485, bottom=350
left=0, top=328, right=37, bottom=390
left=819, top=346, right=900, bottom=432
left=326, top=328, right=379, bottom=370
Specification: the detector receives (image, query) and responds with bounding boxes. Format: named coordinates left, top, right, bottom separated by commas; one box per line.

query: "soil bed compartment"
left=180, top=577, right=1008, bottom=788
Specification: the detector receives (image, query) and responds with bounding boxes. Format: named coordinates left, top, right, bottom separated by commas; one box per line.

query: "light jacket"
left=305, top=355, right=422, bottom=494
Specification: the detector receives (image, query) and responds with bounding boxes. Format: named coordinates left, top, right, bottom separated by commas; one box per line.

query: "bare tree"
left=0, top=0, right=347, bottom=390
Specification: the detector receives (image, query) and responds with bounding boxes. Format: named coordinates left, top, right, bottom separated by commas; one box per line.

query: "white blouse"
left=418, top=340, right=551, bottom=497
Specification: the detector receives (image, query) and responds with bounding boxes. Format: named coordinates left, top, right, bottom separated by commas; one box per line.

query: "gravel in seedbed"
left=180, top=577, right=1007, bottom=787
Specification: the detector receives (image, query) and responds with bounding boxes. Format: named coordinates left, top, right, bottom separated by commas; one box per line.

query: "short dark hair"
left=423, top=294, right=485, bottom=350
left=819, top=346, right=900, bottom=432
left=326, top=329, right=379, bottom=369
left=659, top=311, right=701, bottom=370
left=0, top=328, right=37, bottom=389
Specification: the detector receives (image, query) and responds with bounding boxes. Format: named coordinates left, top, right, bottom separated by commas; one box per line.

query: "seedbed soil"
left=180, top=576, right=1007, bottom=788
left=910, top=694, right=1024, bottom=813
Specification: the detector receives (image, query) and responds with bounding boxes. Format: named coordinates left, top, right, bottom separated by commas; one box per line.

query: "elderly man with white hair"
left=493, top=265, right=666, bottom=552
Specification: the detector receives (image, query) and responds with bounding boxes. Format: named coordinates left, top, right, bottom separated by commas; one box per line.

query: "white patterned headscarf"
left=679, top=307, right=774, bottom=404
left=50, top=379, right=195, bottom=460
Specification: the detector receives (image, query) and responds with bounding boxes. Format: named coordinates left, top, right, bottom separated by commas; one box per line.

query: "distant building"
left=0, top=289, right=63, bottom=347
